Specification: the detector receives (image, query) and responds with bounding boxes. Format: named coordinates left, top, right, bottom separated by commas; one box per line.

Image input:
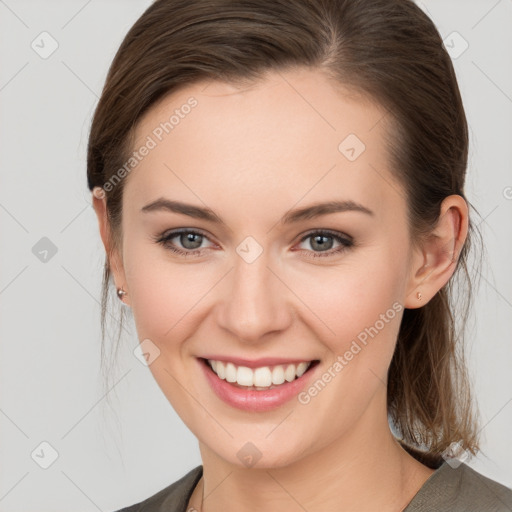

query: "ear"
left=404, top=194, right=468, bottom=309
left=91, top=187, right=130, bottom=306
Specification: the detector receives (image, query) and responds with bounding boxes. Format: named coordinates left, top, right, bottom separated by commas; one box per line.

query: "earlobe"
left=404, top=195, right=468, bottom=309
left=91, top=187, right=130, bottom=305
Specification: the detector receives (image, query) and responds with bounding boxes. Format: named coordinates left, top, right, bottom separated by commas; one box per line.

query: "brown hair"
left=87, top=0, right=483, bottom=466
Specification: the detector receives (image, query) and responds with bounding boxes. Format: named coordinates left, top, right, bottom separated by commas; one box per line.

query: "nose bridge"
left=217, top=244, right=290, bottom=342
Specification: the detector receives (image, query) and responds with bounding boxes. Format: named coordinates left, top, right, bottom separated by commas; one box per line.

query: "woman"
left=88, top=0, right=512, bottom=510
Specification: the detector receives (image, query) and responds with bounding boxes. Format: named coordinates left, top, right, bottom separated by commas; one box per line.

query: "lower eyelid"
left=296, top=237, right=352, bottom=257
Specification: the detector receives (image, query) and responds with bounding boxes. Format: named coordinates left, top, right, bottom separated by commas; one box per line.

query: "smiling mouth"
left=200, top=357, right=320, bottom=391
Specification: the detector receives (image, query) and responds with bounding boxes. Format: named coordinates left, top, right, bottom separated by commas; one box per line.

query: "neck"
left=191, top=392, right=435, bottom=512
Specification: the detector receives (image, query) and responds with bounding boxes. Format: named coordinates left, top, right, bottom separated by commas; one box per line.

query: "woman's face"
left=110, top=67, right=422, bottom=468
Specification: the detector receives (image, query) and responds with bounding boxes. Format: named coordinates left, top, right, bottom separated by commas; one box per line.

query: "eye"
left=153, top=228, right=354, bottom=259
left=153, top=228, right=215, bottom=257
left=295, top=230, right=354, bottom=258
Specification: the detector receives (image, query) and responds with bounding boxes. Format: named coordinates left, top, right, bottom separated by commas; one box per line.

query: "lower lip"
left=198, top=358, right=319, bottom=412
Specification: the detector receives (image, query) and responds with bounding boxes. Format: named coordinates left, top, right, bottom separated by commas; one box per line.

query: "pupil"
left=312, top=235, right=332, bottom=251
left=182, top=233, right=202, bottom=249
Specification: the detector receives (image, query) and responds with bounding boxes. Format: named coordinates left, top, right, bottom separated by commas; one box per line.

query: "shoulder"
left=404, top=461, right=512, bottom=512
left=112, top=465, right=203, bottom=512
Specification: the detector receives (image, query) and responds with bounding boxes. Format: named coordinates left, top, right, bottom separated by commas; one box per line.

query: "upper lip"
left=199, top=356, right=318, bottom=368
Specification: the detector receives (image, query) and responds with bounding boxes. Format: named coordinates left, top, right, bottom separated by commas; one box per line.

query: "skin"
left=93, top=67, right=468, bottom=511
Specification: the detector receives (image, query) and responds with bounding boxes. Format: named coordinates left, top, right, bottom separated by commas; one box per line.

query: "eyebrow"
left=140, top=198, right=374, bottom=225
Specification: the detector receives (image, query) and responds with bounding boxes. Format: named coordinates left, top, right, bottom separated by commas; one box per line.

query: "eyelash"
left=153, top=228, right=354, bottom=259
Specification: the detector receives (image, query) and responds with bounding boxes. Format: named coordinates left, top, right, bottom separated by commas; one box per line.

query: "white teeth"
left=296, top=362, right=309, bottom=377
left=253, top=367, right=272, bottom=387
left=216, top=361, right=226, bottom=379
left=225, top=362, right=237, bottom=383
left=271, top=365, right=285, bottom=385
left=237, top=366, right=254, bottom=386
left=284, top=364, right=296, bottom=382
left=207, top=359, right=313, bottom=389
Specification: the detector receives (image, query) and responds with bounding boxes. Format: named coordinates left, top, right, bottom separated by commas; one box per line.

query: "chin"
left=204, top=433, right=313, bottom=471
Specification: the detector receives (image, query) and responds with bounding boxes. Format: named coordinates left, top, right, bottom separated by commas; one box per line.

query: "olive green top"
left=114, top=461, right=512, bottom=511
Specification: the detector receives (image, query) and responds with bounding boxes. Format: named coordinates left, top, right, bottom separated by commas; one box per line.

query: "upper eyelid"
left=299, top=229, right=352, bottom=242
left=161, top=227, right=215, bottom=244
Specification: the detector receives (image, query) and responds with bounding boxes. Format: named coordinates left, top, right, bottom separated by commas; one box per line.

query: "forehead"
left=126, top=67, right=404, bottom=218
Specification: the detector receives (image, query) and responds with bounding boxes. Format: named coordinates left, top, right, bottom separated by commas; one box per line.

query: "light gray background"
left=1, top=0, right=511, bottom=510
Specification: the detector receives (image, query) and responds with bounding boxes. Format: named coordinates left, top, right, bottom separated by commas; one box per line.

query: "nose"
left=215, top=249, right=293, bottom=344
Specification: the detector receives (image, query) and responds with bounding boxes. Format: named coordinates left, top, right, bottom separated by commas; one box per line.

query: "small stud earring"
left=117, top=287, right=127, bottom=300
left=417, top=292, right=422, bottom=300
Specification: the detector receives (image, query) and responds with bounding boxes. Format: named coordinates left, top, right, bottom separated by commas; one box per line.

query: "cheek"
left=123, top=246, right=217, bottom=425
left=293, top=257, right=404, bottom=333
left=123, top=240, right=199, bottom=339
left=287, top=253, right=407, bottom=384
